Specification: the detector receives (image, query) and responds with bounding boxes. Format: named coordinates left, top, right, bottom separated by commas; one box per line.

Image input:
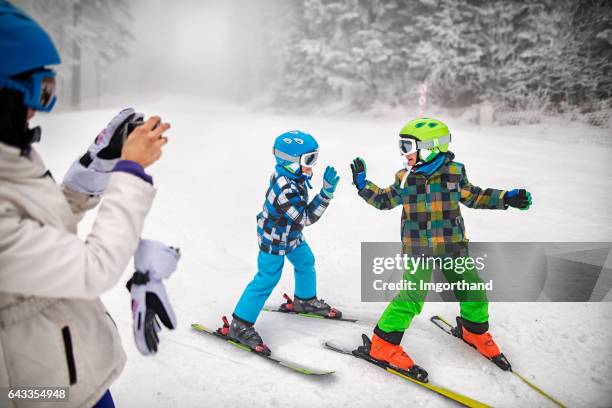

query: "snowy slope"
left=31, top=101, right=612, bottom=408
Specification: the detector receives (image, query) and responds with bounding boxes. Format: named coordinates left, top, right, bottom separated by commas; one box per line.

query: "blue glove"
left=505, top=189, right=532, bottom=210
left=321, top=166, right=340, bottom=199
left=350, top=157, right=367, bottom=190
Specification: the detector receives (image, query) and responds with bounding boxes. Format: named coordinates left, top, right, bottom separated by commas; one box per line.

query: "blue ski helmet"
left=0, top=1, right=61, bottom=77
left=0, top=1, right=61, bottom=153
left=273, top=130, right=319, bottom=175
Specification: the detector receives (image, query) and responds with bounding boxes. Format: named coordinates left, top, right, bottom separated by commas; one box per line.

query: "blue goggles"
left=0, top=69, right=57, bottom=112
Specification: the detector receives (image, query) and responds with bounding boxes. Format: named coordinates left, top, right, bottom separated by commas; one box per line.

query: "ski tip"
left=304, top=369, right=335, bottom=376
left=282, top=363, right=335, bottom=376
left=191, top=323, right=209, bottom=332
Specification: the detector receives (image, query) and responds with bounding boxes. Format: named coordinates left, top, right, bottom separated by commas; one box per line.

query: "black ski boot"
left=218, top=316, right=271, bottom=356
left=280, top=293, right=342, bottom=319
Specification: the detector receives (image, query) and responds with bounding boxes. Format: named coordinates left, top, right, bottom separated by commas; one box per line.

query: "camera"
left=126, top=119, right=145, bottom=137
left=126, top=117, right=160, bottom=139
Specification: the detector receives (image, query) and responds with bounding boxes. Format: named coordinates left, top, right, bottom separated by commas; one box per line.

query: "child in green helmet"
left=350, top=118, right=532, bottom=380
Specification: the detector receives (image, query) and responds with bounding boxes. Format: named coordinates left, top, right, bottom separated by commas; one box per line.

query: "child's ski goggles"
left=0, top=69, right=57, bottom=112
left=398, top=137, right=420, bottom=155
left=398, top=134, right=452, bottom=155
left=300, top=150, right=319, bottom=168
left=274, top=148, right=319, bottom=168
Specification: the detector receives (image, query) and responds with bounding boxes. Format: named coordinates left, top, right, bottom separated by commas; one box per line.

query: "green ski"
left=191, top=323, right=334, bottom=376
left=324, top=335, right=491, bottom=408
left=430, top=315, right=566, bottom=408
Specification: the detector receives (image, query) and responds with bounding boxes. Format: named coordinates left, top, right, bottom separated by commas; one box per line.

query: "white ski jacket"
left=0, top=142, right=156, bottom=407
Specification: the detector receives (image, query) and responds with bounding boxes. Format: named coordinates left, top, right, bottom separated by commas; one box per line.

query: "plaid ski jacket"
left=257, top=169, right=330, bottom=255
left=358, top=152, right=508, bottom=256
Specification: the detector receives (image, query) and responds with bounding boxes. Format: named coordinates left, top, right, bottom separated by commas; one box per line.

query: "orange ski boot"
left=453, top=317, right=511, bottom=371
left=364, top=333, right=428, bottom=382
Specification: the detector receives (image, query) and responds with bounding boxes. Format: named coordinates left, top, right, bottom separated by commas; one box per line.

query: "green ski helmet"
left=398, top=118, right=451, bottom=163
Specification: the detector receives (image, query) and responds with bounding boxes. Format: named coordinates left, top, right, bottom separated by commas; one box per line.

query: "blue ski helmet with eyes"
left=273, top=130, right=319, bottom=175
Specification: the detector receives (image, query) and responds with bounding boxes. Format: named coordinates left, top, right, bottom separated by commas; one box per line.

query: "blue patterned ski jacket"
left=257, top=168, right=330, bottom=255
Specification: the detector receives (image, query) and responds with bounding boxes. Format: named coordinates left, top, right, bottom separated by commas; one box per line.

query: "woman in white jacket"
left=0, top=2, right=173, bottom=407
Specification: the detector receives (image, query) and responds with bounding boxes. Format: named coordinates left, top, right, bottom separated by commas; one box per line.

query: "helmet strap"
left=419, top=147, right=439, bottom=163
left=283, top=162, right=301, bottom=175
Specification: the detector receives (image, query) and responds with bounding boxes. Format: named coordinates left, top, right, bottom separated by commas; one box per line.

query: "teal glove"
left=321, top=166, right=340, bottom=199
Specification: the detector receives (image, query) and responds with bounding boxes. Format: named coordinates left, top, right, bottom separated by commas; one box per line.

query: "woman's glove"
left=320, top=166, right=340, bottom=199
left=350, top=157, right=367, bottom=190
left=505, top=189, right=532, bottom=210
left=63, top=108, right=142, bottom=195
left=126, top=239, right=180, bottom=356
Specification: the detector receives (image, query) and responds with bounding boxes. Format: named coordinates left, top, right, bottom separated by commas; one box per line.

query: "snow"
left=31, top=100, right=612, bottom=407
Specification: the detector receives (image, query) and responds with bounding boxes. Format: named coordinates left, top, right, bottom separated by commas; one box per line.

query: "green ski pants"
left=377, top=258, right=489, bottom=334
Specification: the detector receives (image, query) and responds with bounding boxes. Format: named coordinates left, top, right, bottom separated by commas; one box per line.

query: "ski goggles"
left=274, top=148, right=319, bottom=168
left=398, top=137, right=419, bottom=155
left=300, top=150, right=319, bottom=168
left=398, top=134, right=452, bottom=155
left=0, top=69, right=57, bottom=112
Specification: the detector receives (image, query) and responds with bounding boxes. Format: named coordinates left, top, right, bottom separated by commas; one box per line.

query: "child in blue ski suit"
left=223, top=130, right=341, bottom=355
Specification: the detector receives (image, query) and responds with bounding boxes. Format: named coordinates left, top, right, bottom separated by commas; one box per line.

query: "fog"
left=104, top=0, right=275, bottom=103
left=106, top=0, right=264, bottom=98
left=14, top=0, right=285, bottom=109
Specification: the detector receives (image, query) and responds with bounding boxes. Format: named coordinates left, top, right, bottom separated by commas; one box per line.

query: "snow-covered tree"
left=276, top=0, right=611, bottom=113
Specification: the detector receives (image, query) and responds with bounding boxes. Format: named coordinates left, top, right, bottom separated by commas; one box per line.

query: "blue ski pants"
left=233, top=241, right=317, bottom=323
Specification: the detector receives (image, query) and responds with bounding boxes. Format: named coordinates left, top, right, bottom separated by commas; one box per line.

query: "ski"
left=191, top=323, right=334, bottom=376
left=324, top=335, right=491, bottom=408
left=262, top=293, right=360, bottom=322
left=262, top=306, right=359, bottom=323
left=430, top=315, right=566, bottom=408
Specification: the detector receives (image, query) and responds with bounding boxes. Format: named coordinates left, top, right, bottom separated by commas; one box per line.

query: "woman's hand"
left=121, top=116, right=170, bottom=168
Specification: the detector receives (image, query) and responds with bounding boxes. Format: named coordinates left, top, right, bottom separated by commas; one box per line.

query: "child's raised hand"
left=350, top=157, right=367, bottom=190
left=321, top=166, right=340, bottom=199
left=505, top=189, right=532, bottom=210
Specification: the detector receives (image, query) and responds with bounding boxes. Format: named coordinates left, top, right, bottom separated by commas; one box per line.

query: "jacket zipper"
left=106, top=311, right=118, bottom=328
left=62, top=326, right=77, bottom=385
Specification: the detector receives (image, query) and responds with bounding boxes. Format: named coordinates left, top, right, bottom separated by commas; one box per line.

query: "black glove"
left=505, top=189, right=532, bottom=210
left=350, top=157, right=367, bottom=190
